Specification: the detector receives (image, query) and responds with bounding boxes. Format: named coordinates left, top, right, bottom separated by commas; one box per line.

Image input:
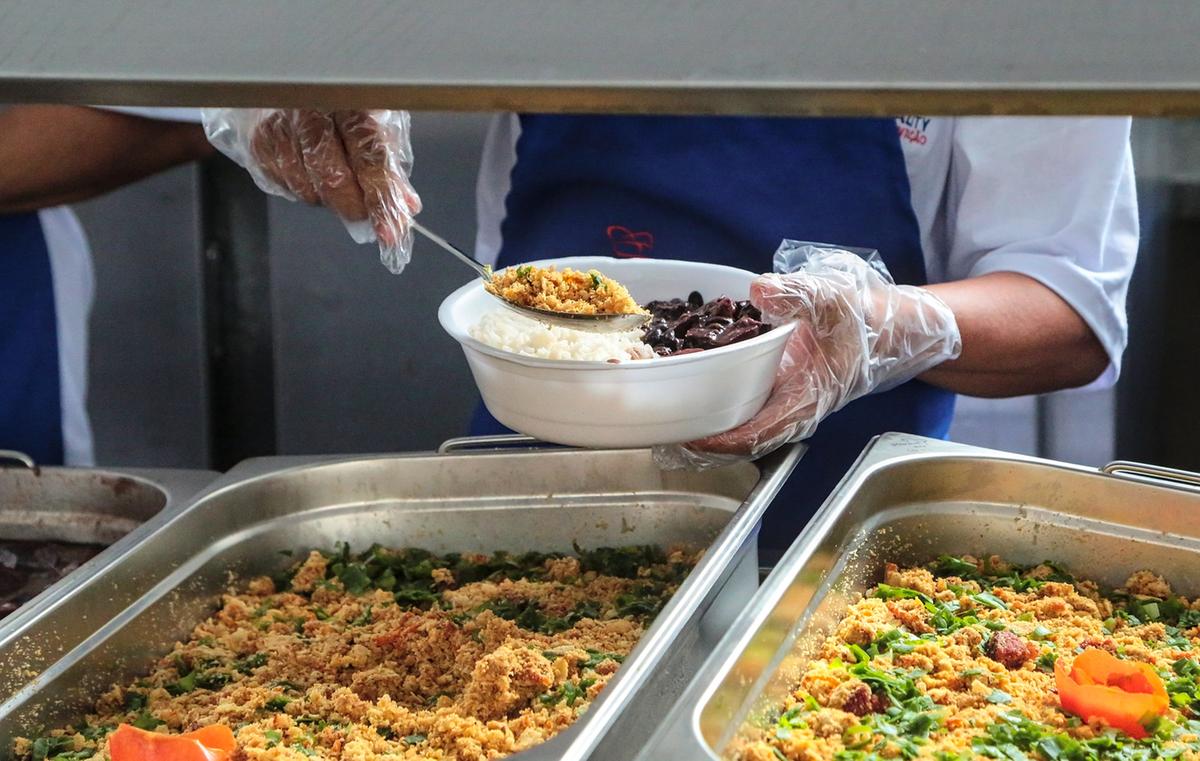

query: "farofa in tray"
left=17, top=543, right=696, bottom=761
left=486, top=265, right=646, bottom=315
left=734, top=555, right=1200, bottom=761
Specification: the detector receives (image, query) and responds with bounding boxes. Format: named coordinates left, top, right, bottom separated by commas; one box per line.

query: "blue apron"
left=0, top=212, right=64, bottom=465
left=470, top=115, right=956, bottom=556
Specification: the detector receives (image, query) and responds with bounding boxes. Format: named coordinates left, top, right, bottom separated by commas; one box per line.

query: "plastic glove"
left=654, top=242, right=962, bottom=470
left=201, top=108, right=421, bottom=274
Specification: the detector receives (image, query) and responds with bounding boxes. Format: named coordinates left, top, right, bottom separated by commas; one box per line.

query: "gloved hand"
left=201, top=108, right=421, bottom=274
left=655, top=244, right=962, bottom=470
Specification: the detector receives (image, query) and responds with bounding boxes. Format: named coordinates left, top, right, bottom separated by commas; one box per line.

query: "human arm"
left=920, top=272, right=1108, bottom=397
left=655, top=251, right=1100, bottom=466
left=922, top=116, right=1138, bottom=396
left=0, top=105, right=214, bottom=214
left=658, top=117, right=1137, bottom=466
left=662, top=257, right=1117, bottom=467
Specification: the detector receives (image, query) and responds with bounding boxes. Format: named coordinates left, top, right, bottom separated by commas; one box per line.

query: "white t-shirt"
left=475, top=114, right=1138, bottom=388
left=39, top=205, right=94, bottom=465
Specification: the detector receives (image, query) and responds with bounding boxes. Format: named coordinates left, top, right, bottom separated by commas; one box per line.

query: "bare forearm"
left=919, top=272, right=1108, bottom=397
left=0, top=105, right=213, bottom=213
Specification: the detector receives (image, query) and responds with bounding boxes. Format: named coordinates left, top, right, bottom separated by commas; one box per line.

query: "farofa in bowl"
left=17, top=543, right=697, bottom=761
left=734, top=555, right=1200, bottom=761
left=486, top=265, right=646, bottom=316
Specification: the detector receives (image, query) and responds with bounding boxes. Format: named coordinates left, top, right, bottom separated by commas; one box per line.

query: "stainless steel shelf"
left=1, top=0, right=1198, bottom=116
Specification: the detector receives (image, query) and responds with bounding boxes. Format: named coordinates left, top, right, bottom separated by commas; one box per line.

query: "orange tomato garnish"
left=1055, top=648, right=1169, bottom=739
left=108, top=723, right=235, bottom=761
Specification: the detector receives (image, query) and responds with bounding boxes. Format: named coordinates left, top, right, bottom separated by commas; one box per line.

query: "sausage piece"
left=840, top=684, right=889, bottom=717
left=984, top=630, right=1033, bottom=669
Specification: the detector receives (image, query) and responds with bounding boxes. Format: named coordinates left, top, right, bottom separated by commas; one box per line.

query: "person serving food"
left=205, top=109, right=1138, bottom=557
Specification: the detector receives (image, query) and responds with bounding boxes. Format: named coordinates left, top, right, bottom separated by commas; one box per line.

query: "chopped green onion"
left=971, top=591, right=1008, bottom=611
left=264, top=696, right=291, bottom=711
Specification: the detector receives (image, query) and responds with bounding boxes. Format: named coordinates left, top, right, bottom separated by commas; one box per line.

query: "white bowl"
left=438, top=256, right=795, bottom=448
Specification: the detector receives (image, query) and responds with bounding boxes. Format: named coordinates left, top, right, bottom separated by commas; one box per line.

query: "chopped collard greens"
left=732, top=555, right=1200, bottom=761
left=16, top=542, right=696, bottom=761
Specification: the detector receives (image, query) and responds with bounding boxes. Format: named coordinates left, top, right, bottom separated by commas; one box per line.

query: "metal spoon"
left=411, top=220, right=650, bottom=333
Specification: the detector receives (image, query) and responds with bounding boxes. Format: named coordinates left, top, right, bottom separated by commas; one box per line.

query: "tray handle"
left=437, top=434, right=548, bottom=453
left=0, top=449, right=36, bottom=470
left=1101, top=460, right=1200, bottom=492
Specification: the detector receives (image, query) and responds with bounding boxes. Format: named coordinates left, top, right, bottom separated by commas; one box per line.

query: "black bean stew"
left=641, top=291, right=772, bottom=357
left=0, top=540, right=101, bottom=619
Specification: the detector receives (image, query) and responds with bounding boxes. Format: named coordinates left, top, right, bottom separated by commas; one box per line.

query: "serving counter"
left=9, top=432, right=1200, bottom=759
left=3, top=3, right=1198, bottom=757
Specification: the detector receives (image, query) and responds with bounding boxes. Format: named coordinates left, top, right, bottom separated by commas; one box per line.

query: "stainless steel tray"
left=0, top=438, right=803, bottom=761
left=0, top=451, right=217, bottom=696
left=640, top=433, right=1200, bottom=759
left=0, top=450, right=217, bottom=544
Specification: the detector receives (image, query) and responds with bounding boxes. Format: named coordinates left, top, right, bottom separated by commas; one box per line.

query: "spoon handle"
left=411, top=220, right=492, bottom=282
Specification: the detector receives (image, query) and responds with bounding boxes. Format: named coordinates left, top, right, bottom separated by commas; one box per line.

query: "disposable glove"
left=655, top=242, right=962, bottom=470
left=201, top=108, right=421, bottom=274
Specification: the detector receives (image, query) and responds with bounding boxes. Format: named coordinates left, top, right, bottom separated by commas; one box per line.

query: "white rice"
left=469, top=310, right=655, bottom=362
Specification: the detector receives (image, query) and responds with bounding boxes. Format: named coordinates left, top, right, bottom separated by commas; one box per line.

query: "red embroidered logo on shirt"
left=606, top=226, right=654, bottom=258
